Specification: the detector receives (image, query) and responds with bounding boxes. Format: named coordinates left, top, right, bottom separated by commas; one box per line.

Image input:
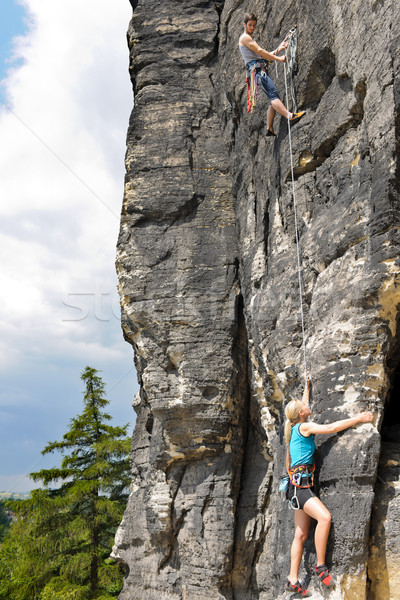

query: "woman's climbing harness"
left=286, top=445, right=315, bottom=510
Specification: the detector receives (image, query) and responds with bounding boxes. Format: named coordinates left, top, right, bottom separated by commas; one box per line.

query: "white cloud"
left=0, top=0, right=133, bottom=363
left=0, top=0, right=137, bottom=489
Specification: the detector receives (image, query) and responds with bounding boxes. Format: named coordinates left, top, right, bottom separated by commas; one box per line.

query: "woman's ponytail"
left=284, top=398, right=303, bottom=444
left=284, top=418, right=292, bottom=444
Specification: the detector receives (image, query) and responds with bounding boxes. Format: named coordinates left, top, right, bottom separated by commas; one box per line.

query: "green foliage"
left=40, top=585, right=85, bottom=600
left=0, top=501, right=11, bottom=541
left=0, top=367, right=130, bottom=600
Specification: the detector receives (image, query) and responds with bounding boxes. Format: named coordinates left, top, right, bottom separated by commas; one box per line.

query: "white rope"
left=286, top=30, right=298, bottom=112
left=282, top=37, right=308, bottom=379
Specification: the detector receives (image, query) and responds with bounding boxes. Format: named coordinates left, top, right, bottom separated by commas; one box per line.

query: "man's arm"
left=241, top=33, right=286, bottom=62
left=271, top=40, right=289, bottom=56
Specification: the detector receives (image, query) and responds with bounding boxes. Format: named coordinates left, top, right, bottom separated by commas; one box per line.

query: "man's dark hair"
left=244, top=12, right=257, bottom=24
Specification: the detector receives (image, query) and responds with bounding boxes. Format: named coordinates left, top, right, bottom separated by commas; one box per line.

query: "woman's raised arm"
left=301, top=412, right=373, bottom=437
left=302, top=372, right=311, bottom=407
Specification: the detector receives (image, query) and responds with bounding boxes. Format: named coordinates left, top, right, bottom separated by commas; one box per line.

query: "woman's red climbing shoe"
left=285, top=579, right=311, bottom=597
left=315, top=564, right=335, bottom=587
left=289, top=111, right=305, bottom=125
left=266, top=129, right=277, bottom=137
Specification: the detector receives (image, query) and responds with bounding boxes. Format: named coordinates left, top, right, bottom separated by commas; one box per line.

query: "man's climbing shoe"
left=285, top=579, right=311, bottom=597
left=315, top=564, right=335, bottom=588
left=266, top=129, right=277, bottom=137
left=289, top=111, right=305, bottom=125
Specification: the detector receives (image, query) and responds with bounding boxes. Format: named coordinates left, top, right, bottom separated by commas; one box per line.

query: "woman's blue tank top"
left=289, top=423, right=315, bottom=467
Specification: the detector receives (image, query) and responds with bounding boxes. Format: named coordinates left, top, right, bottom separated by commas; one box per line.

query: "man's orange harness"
left=245, top=59, right=267, bottom=112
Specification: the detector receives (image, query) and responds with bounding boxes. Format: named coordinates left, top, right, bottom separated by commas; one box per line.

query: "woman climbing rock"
left=284, top=375, right=373, bottom=596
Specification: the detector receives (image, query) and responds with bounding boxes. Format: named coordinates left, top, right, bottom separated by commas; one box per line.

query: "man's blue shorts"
left=257, top=71, right=280, bottom=101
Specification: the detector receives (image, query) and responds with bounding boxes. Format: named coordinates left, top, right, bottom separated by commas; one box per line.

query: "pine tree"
left=0, top=367, right=131, bottom=600
left=0, top=501, right=11, bottom=541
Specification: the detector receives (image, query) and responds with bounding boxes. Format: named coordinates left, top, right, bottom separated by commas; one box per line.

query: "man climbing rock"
left=239, top=12, right=305, bottom=135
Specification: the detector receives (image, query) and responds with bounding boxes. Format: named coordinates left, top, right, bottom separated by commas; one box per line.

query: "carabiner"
left=283, top=27, right=296, bottom=43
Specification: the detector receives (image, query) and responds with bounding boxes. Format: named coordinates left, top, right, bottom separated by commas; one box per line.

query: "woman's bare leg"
left=303, top=497, right=331, bottom=565
left=288, top=509, right=312, bottom=584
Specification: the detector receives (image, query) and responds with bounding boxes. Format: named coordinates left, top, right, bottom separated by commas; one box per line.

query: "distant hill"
left=0, top=492, right=30, bottom=500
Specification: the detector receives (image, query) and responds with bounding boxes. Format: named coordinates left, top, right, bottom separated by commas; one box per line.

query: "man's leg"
left=267, top=105, right=276, bottom=132
left=271, top=98, right=292, bottom=120
left=259, top=72, right=305, bottom=128
left=259, top=73, right=292, bottom=122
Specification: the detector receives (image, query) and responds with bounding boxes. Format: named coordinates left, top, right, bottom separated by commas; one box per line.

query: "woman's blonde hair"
left=284, top=399, right=303, bottom=444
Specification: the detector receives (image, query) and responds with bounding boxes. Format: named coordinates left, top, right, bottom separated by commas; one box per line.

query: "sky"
left=0, top=0, right=138, bottom=493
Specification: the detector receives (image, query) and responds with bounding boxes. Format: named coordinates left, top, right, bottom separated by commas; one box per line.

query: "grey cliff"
left=113, top=1, right=400, bottom=598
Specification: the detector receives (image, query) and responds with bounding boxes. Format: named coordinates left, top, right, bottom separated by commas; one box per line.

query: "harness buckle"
left=292, top=472, right=302, bottom=486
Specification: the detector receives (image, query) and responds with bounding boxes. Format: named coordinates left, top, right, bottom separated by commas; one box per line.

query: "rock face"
left=114, top=1, right=400, bottom=599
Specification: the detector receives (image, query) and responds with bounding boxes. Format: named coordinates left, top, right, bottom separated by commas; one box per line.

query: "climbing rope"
left=286, top=29, right=298, bottom=112
left=282, top=29, right=308, bottom=379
